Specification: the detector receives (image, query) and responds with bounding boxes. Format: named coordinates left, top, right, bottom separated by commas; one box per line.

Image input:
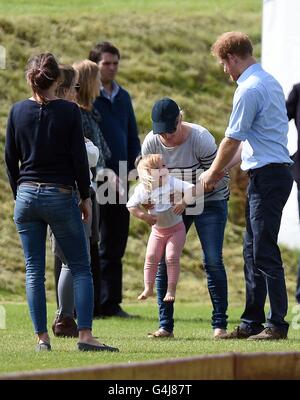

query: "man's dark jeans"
left=240, top=164, right=293, bottom=335
left=156, top=200, right=228, bottom=332
left=98, top=202, right=130, bottom=315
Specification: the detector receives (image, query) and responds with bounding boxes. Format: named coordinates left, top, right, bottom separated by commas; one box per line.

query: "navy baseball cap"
left=151, top=98, right=180, bottom=134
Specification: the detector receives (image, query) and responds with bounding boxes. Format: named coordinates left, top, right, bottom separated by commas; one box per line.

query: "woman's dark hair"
left=25, top=53, right=60, bottom=101
left=56, top=64, right=76, bottom=98
left=88, top=41, right=120, bottom=64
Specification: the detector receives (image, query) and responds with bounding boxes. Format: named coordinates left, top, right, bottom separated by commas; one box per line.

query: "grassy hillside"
left=0, top=0, right=298, bottom=304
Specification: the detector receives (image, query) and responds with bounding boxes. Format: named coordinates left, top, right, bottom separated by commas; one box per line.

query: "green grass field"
left=1, top=302, right=300, bottom=375
left=0, top=0, right=300, bottom=376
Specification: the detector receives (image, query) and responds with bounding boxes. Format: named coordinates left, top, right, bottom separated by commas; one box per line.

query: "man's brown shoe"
left=247, top=327, right=287, bottom=340
left=217, top=326, right=253, bottom=339
left=52, top=315, right=79, bottom=338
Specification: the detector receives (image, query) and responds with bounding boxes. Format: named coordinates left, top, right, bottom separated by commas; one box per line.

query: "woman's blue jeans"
left=14, top=185, right=93, bottom=334
left=156, top=200, right=228, bottom=332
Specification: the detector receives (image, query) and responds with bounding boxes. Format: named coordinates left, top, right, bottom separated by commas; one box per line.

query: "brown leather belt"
left=19, top=181, right=73, bottom=191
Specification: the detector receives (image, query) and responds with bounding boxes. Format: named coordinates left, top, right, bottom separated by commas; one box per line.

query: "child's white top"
left=127, top=176, right=194, bottom=228
left=85, top=140, right=99, bottom=182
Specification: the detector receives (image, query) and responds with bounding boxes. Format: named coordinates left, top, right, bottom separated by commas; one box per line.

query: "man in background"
left=89, top=41, right=141, bottom=318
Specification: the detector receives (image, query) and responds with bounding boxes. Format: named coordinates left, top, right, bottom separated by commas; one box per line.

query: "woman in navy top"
left=5, top=52, right=118, bottom=352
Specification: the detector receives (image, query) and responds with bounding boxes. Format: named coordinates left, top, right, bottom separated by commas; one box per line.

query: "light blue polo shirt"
left=225, top=63, right=292, bottom=171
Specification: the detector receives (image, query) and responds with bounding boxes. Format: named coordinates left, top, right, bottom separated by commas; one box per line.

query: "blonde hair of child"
left=137, top=154, right=163, bottom=194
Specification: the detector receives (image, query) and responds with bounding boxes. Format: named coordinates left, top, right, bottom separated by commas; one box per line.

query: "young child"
left=127, top=154, right=195, bottom=302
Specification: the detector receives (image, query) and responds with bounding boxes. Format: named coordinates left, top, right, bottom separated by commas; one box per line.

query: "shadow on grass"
left=96, top=315, right=204, bottom=322
left=95, top=314, right=241, bottom=324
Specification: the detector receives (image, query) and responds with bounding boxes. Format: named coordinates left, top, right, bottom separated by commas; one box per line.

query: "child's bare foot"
left=163, top=291, right=175, bottom=302
left=138, top=288, right=153, bottom=300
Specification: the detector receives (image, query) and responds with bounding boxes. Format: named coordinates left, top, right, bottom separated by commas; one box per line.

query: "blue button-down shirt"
left=100, top=81, right=119, bottom=103
left=225, top=63, right=292, bottom=171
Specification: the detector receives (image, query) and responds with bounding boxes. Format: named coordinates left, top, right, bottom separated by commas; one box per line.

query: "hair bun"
left=25, top=53, right=60, bottom=91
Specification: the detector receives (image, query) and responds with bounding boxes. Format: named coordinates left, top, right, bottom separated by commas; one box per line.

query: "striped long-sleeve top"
left=141, top=123, right=230, bottom=203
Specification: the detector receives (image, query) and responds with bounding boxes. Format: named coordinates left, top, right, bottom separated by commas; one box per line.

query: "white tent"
left=262, top=0, right=300, bottom=249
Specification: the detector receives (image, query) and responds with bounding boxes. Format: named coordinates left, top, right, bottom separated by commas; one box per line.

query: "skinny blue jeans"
left=55, top=219, right=91, bottom=318
left=14, top=184, right=93, bottom=333
left=156, top=200, right=228, bottom=332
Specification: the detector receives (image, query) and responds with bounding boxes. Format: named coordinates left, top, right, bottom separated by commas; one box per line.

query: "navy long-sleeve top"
left=5, top=99, right=90, bottom=200
left=93, top=86, right=141, bottom=173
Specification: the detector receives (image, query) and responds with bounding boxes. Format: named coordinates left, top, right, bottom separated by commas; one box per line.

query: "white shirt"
left=85, top=140, right=99, bottom=182
left=127, top=175, right=194, bottom=228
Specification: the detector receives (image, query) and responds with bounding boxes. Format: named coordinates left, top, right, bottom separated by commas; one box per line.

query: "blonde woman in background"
left=51, top=64, right=101, bottom=338
left=73, top=59, right=112, bottom=316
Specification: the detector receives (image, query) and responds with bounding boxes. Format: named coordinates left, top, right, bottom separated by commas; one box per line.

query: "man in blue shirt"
left=201, top=31, right=293, bottom=340
left=89, top=42, right=141, bottom=318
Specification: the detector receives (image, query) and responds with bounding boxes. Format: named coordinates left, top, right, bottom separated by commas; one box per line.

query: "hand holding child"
left=142, top=213, right=157, bottom=226
left=172, top=200, right=187, bottom=215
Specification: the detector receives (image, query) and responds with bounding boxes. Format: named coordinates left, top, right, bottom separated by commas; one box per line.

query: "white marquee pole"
left=262, top=0, right=300, bottom=249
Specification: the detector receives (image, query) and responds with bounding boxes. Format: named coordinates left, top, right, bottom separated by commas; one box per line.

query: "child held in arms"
left=127, top=154, right=194, bottom=302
